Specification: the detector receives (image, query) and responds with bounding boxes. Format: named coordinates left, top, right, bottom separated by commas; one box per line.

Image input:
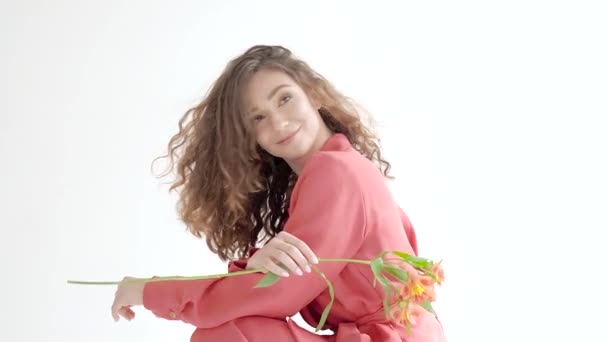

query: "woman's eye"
left=253, top=115, right=264, bottom=122
left=279, top=94, right=292, bottom=105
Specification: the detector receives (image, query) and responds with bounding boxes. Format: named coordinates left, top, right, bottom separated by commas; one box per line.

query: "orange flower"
left=399, top=267, right=436, bottom=303
left=431, top=261, right=445, bottom=285
left=417, top=275, right=436, bottom=302
left=390, top=300, right=425, bottom=327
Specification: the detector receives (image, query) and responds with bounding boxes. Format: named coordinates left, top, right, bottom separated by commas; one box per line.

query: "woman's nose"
left=269, top=113, right=289, bottom=130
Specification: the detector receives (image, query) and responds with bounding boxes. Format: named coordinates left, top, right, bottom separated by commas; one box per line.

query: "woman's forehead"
left=245, top=70, right=295, bottom=94
left=242, top=70, right=298, bottom=110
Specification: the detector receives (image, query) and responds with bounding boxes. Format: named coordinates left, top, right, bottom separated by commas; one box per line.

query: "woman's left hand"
left=111, top=276, right=145, bottom=322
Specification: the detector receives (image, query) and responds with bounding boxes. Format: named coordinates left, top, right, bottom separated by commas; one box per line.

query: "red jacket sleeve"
left=398, top=207, right=419, bottom=256
left=227, top=247, right=259, bottom=272
left=142, top=153, right=368, bottom=328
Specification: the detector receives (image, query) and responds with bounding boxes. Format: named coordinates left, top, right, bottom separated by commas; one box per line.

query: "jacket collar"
left=319, top=133, right=351, bottom=152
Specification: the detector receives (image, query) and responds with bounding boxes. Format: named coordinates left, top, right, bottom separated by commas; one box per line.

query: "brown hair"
left=152, top=45, right=392, bottom=261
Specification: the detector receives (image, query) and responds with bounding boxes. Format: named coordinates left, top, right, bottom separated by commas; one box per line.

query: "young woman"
left=110, top=45, right=446, bottom=341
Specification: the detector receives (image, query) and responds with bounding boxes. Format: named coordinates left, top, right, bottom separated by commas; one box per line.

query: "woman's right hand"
left=246, top=231, right=319, bottom=277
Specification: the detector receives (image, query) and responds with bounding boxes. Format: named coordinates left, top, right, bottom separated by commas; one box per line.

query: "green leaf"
left=380, top=278, right=402, bottom=319
left=377, top=275, right=395, bottom=318
left=254, top=272, right=281, bottom=288
left=384, top=265, right=409, bottom=282
left=420, top=300, right=437, bottom=316
left=375, top=273, right=392, bottom=298
left=254, top=262, right=292, bottom=288
left=392, top=251, right=429, bottom=264
left=371, top=257, right=384, bottom=276
left=312, top=265, right=335, bottom=332
left=391, top=251, right=413, bottom=259
left=381, top=284, right=392, bottom=318
left=370, top=257, right=384, bottom=289
left=391, top=251, right=433, bottom=270
left=370, top=258, right=401, bottom=318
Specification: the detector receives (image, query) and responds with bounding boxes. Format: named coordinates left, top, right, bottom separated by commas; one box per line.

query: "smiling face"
left=242, top=68, right=332, bottom=173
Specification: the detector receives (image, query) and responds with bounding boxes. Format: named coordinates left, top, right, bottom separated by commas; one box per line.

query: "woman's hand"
left=110, top=276, right=145, bottom=322
left=246, top=231, right=318, bottom=277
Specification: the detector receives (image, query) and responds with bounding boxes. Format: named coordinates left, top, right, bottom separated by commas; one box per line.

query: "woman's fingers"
left=250, top=232, right=319, bottom=277
left=263, top=259, right=290, bottom=277
left=119, top=306, right=135, bottom=321
left=111, top=293, right=121, bottom=321
left=111, top=278, right=138, bottom=322
left=274, top=250, right=304, bottom=275
left=276, top=241, right=310, bottom=274
left=279, top=232, right=318, bottom=267
left=111, top=304, right=120, bottom=322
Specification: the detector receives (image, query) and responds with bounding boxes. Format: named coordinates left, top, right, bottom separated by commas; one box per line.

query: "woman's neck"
left=286, top=125, right=333, bottom=175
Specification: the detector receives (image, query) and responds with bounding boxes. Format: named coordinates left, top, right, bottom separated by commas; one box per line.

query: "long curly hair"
left=152, top=45, right=393, bottom=261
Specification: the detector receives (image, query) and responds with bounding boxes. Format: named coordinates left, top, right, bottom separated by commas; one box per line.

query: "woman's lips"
left=277, top=127, right=300, bottom=145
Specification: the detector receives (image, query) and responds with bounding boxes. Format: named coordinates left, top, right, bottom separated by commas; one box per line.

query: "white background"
left=1, top=1, right=607, bottom=341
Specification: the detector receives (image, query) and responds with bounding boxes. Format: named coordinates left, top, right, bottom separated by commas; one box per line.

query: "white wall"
left=1, top=1, right=607, bottom=341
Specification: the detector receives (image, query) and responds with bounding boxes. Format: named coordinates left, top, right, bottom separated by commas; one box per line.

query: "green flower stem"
left=311, top=264, right=334, bottom=332
left=66, top=258, right=371, bottom=286
left=67, top=268, right=264, bottom=286
left=318, top=258, right=371, bottom=265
